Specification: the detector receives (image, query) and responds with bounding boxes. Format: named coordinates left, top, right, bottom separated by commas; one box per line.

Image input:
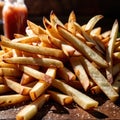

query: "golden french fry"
left=3, top=57, right=64, bottom=68
left=0, top=61, right=17, bottom=68
left=49, top=35, right=62, bottom=48
left=101, top=30, right=111, bottom=38
left=43, top=17, right=66, bottom=43
left=29, top=67, right=57, bottom=100
left=90, top=86, right=101, bottom=94
left=79, top=56, right=119, bottom=102
left=113, top=52, right=120, bottom=59
left=106, top=20, right=119, bottom=83
left=16, top=94, right=49, bottom=120
left=27, top=20, right=46, bottom=35
left=47, top=90, right=73, bottom=105
left=28, top=67, right=56, bottom=100
left=29, top=81, right=49, bottom=101
left=112, top=72, right=120, bottom=93
left=57, top=67, right=76, bottom=81
left=0, top=84, right=11, bottom=94
left=90, top=27, right=102, bottom=36
left=20, top=73, right=35, bottom=85
left=5, top=77, right=31, bottom=95
left=0, top=94, right=30, bottom=107
left=29, top=67, right=56, bottom=101
left=52, top=79, right=98, bottom=110
left=12, top=36, right=40, bottom=43
left=74, top=22, right=104, bottom=54
left=67, top=11, right=76, bottom=34
left=20, top=66, right=53, bottom=84
left=50, top=11, right=64, bottom=27
left=1, top=36, right=65, bottom=58
left=57, top=24, right=107, bottom=67
left=70, top=56, right=90, bottom=91
left=85, top=15, right=103, bottom=32
left=45, top=67, right=57, bottom=80
left=0, top=68, right=22, bottom=77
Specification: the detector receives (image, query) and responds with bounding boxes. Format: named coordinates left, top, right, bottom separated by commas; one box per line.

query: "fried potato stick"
left=79, top=56, right=119, bottom=102
left=57, top=25, right=107, bottom=67
left=52, top=79, right=98, bottom=110
left=85, top=15, right=103, bottom=32
left=1, top=36, right=65, bottom=58
left=5, top=77, right=31, bottom=95
left=0, top=94, right=30, bottom=107
left=47, top=90, right=73, bottom=105
left=106, top=20, right=119, bottom=83
left=70, top=56, right=90, bottom=91
left=3, top=57, right=64, bottom=68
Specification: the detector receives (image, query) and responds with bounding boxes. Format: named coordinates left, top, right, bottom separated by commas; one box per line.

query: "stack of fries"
left=0, top=11, right=120, bottom=120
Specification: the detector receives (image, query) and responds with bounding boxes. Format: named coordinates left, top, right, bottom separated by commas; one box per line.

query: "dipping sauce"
left=2, top=0, right=28, bottom=39
left=0, top=1, right=4, bottom=19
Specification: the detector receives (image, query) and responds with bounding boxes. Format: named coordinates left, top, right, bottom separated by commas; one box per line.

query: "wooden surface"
left=0, top=93, right=120, bottom=120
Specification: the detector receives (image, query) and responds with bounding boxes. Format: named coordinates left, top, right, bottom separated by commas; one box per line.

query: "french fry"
left=85, top=15, right=103, bottom=32
left=101, top=30, right=111, bottom=38
left=27, top=20, right=46, bottom=35
left=112, top=72, right=120, bottom=93
left=45, top=67, right=57, bottom=80
left=0, top=84, right=11, bottom=94
left=67, top=11, right=76, bottom=34
left=90, top=27, right=102, bottom=36
left=74, top=22, right=104, bottom=54
left=0, top=68, right=22, bottom=77
left=50, top=11, right=64, bottom=27
left=1, top=36, right=65, bottom=58
left=52, top=79, right=98, bottom=110
left=70, top=56, right=90, bottom=91
left=106, top=20, right=119, bottom=83
left=20, top=66, right=53, bottom=84
left=29, top=67, right=56, bottom=100
left=3, top=57, right=64, bottom=68
left=57, top=24, right=108, bottom=67
left=47, top=90, right=73, bottom=105
left=20, top=73, right=36, bottom=85
left=0, top=94, right=30, bottom=107
left=4, top=77, right=31, bottom=95
left=29, top=81, right=49, bottom=101
left=113, top=52, right=120, bottom=59
left=29, top=68, right=57, bottom=100
left=12, top=36, right=40, bottom=43
left=0, top=61, right=17, bottom=68
left=79, top=56, right=119, bottom=102
left=16, top=94, right=49, bottom=120
left=57, top=67, right=76, bottom=81
left=43, top=17, right=67, bottom=43
left=29, top=67, right=56, bottom=101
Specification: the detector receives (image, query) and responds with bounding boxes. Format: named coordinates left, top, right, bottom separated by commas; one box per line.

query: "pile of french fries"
left=0, top=11, right=120, bottom=120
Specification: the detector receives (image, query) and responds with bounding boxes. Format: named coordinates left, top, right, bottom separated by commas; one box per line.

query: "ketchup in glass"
left=2, top=0, right=28, bottom=39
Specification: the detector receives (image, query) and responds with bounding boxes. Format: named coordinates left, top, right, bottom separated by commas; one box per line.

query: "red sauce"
left=2, top=2, right=28, bottom=39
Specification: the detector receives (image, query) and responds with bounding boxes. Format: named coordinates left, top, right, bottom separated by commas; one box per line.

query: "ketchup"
left=2, top=0, right=28, bottom=39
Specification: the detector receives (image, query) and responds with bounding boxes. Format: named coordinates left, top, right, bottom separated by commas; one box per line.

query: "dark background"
left=25, top=0, right=120, bottom=31
left=0, top=0, right=120, bottom=33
